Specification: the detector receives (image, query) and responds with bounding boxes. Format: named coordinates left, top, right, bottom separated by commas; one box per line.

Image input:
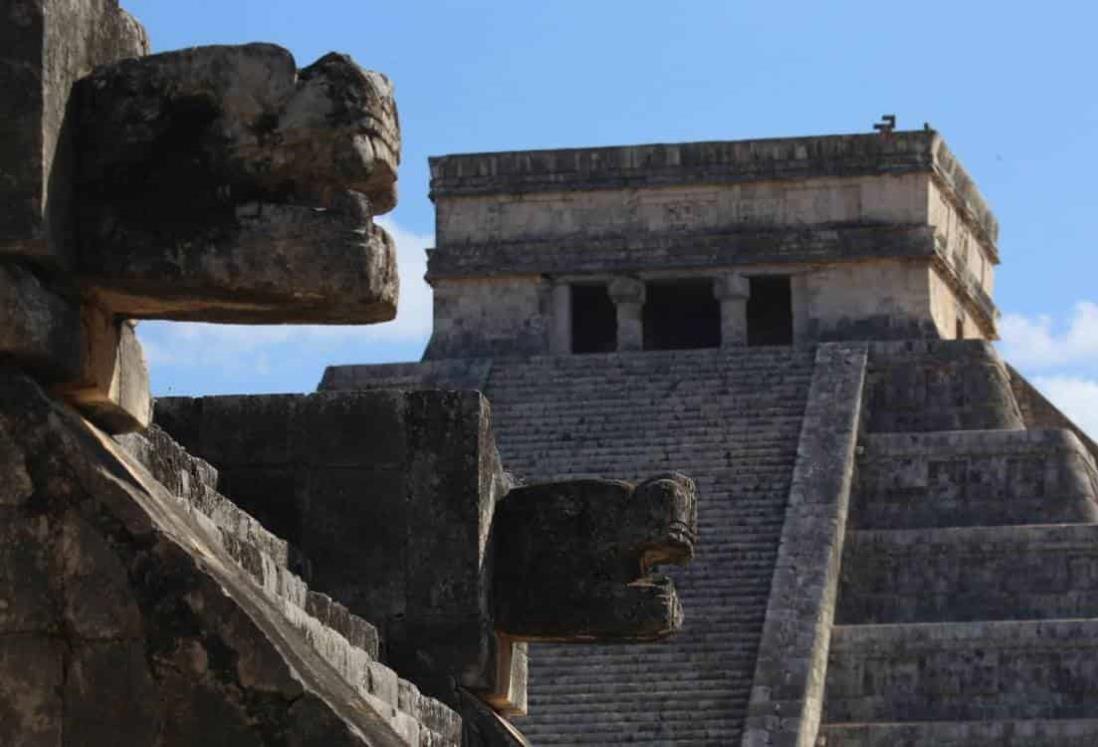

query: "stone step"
left=853, top=429, right=1098, bottom=529
left=818, top=719, right=1098, bottom=746
left=838, top=524, right=1098, bottom=624
left=116, top=425, right=295, bottom=571
left=864, top=339, right=1025, bottom=433
left=116, top=429, right=459, bottom=745
left=825, top=619, right=1098, bottom=723
left=477, top=348, right=814, bottom=744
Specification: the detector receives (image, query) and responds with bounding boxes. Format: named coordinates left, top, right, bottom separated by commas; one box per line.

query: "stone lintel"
left=429, top=131, right=997, bottom=249
left=426, top=224, right=939, bottom=281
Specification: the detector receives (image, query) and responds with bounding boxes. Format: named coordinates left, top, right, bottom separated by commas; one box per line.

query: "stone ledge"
left=426, top=225, right=937, bottom=280
left=818, top=719, right=1098, bottom=747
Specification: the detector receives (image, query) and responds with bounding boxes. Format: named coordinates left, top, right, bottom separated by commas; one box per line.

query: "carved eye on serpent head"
left=634, top=471, right=698, bottom=571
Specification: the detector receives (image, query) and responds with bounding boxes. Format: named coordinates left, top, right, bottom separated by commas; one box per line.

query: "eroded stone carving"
left=493, top=474, right=697, bottom=641
left=75, top=43, right=400, bottom=322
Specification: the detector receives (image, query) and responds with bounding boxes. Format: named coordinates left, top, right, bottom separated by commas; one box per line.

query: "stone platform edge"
left=741, top=342, right=868, bottom=747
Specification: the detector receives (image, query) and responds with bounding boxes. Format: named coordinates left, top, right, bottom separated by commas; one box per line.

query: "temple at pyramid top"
left=422, top=129, right=999, bottom=359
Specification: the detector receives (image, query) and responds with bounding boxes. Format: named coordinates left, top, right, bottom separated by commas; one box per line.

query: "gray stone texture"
left=493, top=474, right=696, bottom=641
left=851, top=429, right=1098, bottom=529
left=53, top=308, right=151, bottom=433
left=1009, top=362, right=1098, bottom=461
left=74, top=44, right=399, bottom=322
left=864, top=340, right=1024, bottom=433
left=154, top=390, right=521, bottom=711
left=0, top=367, right=460, bottom=745
left=813, top=340, right=1098, bottom=745
left=742, top=343, right=867, bottom=747
left=0, top=262, right=81, bottom=381
left=426, top=225, right=937, bottom=281
left=0, top=0, right=148, bottom=263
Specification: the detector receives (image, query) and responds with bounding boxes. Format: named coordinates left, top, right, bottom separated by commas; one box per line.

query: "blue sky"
left=125, top=1, right=1098, bottom=434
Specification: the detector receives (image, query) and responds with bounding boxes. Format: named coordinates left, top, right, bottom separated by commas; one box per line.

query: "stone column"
left=549, top=282, right=572, bottom=354
left=713, top=273, right=750, bottom=346
left=608, top=277, right=646, bottom=352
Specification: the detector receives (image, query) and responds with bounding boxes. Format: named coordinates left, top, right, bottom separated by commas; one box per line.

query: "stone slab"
left=825, top=619, right=1098, bottom=722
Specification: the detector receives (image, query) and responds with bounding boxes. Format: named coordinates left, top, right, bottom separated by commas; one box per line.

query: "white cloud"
left=1030, top=376, right=1098, bottom=440
left=999, top=301, right=1098, bottom=369
left=137, top=216, right=433, bottom=375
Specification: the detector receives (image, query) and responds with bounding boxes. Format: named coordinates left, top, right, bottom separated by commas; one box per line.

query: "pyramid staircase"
left=817, top=342, right=1098, bottom=746
left=482, top=348, right=816, bottom=745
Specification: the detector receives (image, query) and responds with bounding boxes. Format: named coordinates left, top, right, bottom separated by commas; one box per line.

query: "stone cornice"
left=427, top=224, right=937, bottom=280
left=429, top=131, right=998, bottom=254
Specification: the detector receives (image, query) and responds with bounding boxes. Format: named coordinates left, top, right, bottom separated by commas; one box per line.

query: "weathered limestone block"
left=865, top=340, right=1024, bottom=432
left=853, top=429, right=1098, bottom=529
left=0, top=0, right=148, bottom=262
left=52, top=305, right=150, bottom=432
left=0, top=367, right=451, bottom=746
left=0, top=262, right=81, bottom=380
left=1, top=266, right=150, bottom=432
left=74, top=43, right=400, bottom=322
left=492, top=474, right=697, bottom=641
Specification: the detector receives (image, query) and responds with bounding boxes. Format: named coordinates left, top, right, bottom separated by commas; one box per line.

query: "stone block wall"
left=155, top=390, right=523, bottom=712
left=0, top=368, right=461, bottom=746
left=426, top=277, right=550, bottom=359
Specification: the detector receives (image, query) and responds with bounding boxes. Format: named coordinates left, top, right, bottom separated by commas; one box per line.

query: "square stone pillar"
left=714, top=273, right=750, bottom=346
left=608, top=277, right=646, bottom=352
left=549, top=282, right=571, bottom=354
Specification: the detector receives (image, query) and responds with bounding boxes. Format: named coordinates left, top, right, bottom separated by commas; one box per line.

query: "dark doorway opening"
left=747, top=276, right=793, bottom=346
left=571, top=283, right=617, bottom=353
left=643, top=279, right=721, bottom=351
